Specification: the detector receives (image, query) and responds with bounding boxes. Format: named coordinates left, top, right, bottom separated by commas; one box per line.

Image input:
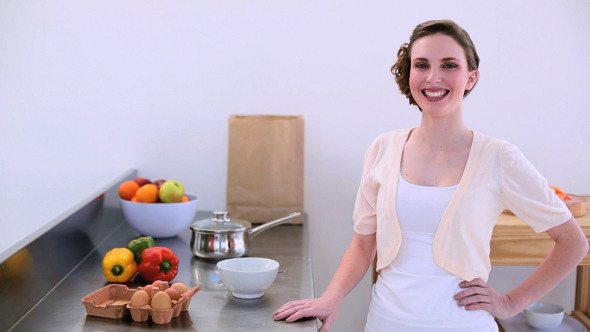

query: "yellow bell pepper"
left=0, top=248, right=32, bottom=279
left=102, top=248, right=137, bottom=283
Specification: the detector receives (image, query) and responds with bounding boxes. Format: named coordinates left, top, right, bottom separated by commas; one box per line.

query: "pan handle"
left=248, top=212, right=302, bottom=238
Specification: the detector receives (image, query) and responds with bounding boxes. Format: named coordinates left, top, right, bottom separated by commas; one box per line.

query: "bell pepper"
left=102, top=248, right=137, bottom=283
left=0, top=248, right=32, bottom=279
left=137, top=247, right=179, bottom=282
left=550, top=186, right=573, bottom=201
left=127, top=236, right=155, bottom=264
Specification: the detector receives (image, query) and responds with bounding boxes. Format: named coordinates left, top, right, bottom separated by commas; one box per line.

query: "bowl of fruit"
left=118, top=177, right=199, bottom=238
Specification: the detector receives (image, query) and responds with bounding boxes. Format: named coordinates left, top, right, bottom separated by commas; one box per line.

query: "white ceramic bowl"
left=524, top=302, right=565, bottom=329
left=217, top=257, right=279, bottom=299
left=120, top=194, right=199, bottom=238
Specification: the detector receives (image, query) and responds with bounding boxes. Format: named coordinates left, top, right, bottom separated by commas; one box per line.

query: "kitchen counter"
left=2, top=191, right=316, bottom=331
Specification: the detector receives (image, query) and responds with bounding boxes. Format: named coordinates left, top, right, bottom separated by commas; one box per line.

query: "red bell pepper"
left=137, top=247, right=179, bottom=282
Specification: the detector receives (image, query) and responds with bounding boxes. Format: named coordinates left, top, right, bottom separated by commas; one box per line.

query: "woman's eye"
left=415, top=63, right=428, bottom=69
left=443, top=63, right=457, bottom=69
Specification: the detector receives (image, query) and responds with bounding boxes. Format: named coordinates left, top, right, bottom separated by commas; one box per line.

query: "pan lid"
left=190, top=211, right=251, bottom=232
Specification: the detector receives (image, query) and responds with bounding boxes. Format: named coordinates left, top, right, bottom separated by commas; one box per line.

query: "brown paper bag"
left=226, top=115, right=304, bottom=224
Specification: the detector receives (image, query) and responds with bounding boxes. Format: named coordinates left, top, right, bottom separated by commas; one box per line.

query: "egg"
left=152, top=280, right=166, bottom=290
left=171, top=282, right=189, bottom=294
left=129, top=290, right=150, bottom=307
left=143, top=284, right=155, bottom=298
left=151, top=291, right=172, bottom=310
left=164, top=287, right=181, bottom=301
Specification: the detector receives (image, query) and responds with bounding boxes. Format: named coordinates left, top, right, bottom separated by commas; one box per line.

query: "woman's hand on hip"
left=454, top=278, right=519, bottom=320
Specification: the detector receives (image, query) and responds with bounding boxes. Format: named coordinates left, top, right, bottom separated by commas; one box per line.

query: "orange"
left=119, top=181, right=140, bottom=200
left=135, top=184, right=159, bottom=203
left=181, top=196, right=189, bottom=202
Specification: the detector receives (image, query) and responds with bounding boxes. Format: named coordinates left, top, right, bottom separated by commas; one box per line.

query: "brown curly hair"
left=391, top=20, right=480, bottom=108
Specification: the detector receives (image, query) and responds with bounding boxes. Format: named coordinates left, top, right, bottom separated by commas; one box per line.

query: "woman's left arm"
left=455, top=217, right=589, bottom=319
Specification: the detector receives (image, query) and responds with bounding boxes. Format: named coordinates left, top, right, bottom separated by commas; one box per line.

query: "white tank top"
left=365, top=174, right=498, bottom=332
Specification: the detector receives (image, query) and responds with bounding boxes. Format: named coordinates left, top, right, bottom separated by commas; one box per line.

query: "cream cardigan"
left=353, top=129, right=572, bottom=282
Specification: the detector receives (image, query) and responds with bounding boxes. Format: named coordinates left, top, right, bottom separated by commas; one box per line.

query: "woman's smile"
left=422, top=88, right=450, bottom=100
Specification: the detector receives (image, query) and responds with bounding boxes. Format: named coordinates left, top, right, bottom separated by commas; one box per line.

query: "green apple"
left=158, top=180, right=185, bottom=203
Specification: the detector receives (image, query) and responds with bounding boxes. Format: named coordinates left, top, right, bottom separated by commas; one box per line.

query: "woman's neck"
left=412, top=116, right=471, bottom=151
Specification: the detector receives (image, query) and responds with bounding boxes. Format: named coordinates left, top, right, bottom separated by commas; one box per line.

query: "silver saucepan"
left=190, top=211, right=301, bottom=259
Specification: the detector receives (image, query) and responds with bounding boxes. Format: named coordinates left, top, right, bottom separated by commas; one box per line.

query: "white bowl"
left=217, top=257, right=279, bottom=299
left=524, top=302, right=565, bottom=329
left=120, top=194, right=199, bottom=238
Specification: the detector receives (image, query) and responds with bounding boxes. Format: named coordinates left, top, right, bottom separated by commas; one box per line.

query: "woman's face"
left=409, top=33, right=478, bottom=116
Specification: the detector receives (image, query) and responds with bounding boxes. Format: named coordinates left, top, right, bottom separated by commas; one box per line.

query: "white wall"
left=1, top=1, right=589, bottom=330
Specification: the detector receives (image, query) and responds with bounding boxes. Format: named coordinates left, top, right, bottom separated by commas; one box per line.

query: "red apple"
left=153, top=179, right=166, bottom=189
left=133, top=177, right=151, bottom=187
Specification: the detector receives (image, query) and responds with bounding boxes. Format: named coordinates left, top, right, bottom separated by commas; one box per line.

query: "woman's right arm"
left=272, top=231, right=376, bottom=331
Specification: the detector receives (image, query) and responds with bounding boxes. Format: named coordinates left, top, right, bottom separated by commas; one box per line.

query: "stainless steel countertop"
left=7, top=209, right=317, bottom=331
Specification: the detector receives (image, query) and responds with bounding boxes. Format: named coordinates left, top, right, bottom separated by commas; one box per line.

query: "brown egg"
left=129, top=290, right=150, bottom=307
left=164, top=287, right=181, bottom=301
left=152, top=280, right=165, bottom=290
left=143, top=284, right=155, bottom=298
left=171, top=282, right=189, bottom=294
left=151, top=291, right=172, bottom=310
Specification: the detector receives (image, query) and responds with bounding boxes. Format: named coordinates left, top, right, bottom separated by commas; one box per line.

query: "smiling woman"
left=392, top=19, right=480, bottom=109
left=407, top=33, right=479, bottom=119
left=1, top=2, right=589, bottom=331
left=272, top=19, right=588, bottom=332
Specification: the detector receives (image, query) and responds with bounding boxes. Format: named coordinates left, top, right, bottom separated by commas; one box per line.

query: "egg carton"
left=81, top=281, right=200, bottom=324
left=128, top=281, right=200, bottom=324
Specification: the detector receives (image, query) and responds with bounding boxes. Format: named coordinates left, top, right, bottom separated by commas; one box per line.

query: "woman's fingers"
left=454, top=279, right=516, bottom=319
left=274, top=300, right=305, bottom=315
left=273, top=298, right=338, bottom=331
left=273, top=300, right=314, bottom=321
left=462, top=301, right=490, bottom=312
left=274, top=300, right=302, bottom=313
left=455, top=286, right=485, bottom=301
left=459, top=278, right=487, bottom=288
left=457, top=294, right=490, bottom=307
left=285, top=306, right=315, bottom=322
left=455, top=278, right=492, bottom=307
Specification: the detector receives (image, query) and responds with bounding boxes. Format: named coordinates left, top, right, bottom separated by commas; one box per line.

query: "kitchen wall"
left=1, top=1, right=589, bottom=330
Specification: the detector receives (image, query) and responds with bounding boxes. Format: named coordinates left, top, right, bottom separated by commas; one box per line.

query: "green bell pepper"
left=127, top=236, right=155, bottom=264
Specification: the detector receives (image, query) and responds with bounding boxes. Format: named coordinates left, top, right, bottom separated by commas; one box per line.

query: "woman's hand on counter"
left=273, top=232, right=375, bottom=331
left=272, top=295, right=341, bottom=332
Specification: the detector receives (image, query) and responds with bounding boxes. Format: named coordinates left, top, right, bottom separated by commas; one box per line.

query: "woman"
left=272, top=20, right=588, bottom=331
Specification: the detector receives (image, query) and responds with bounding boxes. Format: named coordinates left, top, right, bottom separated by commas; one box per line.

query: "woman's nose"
left=426, top=69, right=442, bottom=83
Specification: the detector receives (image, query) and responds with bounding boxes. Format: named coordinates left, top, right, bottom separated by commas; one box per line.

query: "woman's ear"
left=466, top=70, right=479, bottom=91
